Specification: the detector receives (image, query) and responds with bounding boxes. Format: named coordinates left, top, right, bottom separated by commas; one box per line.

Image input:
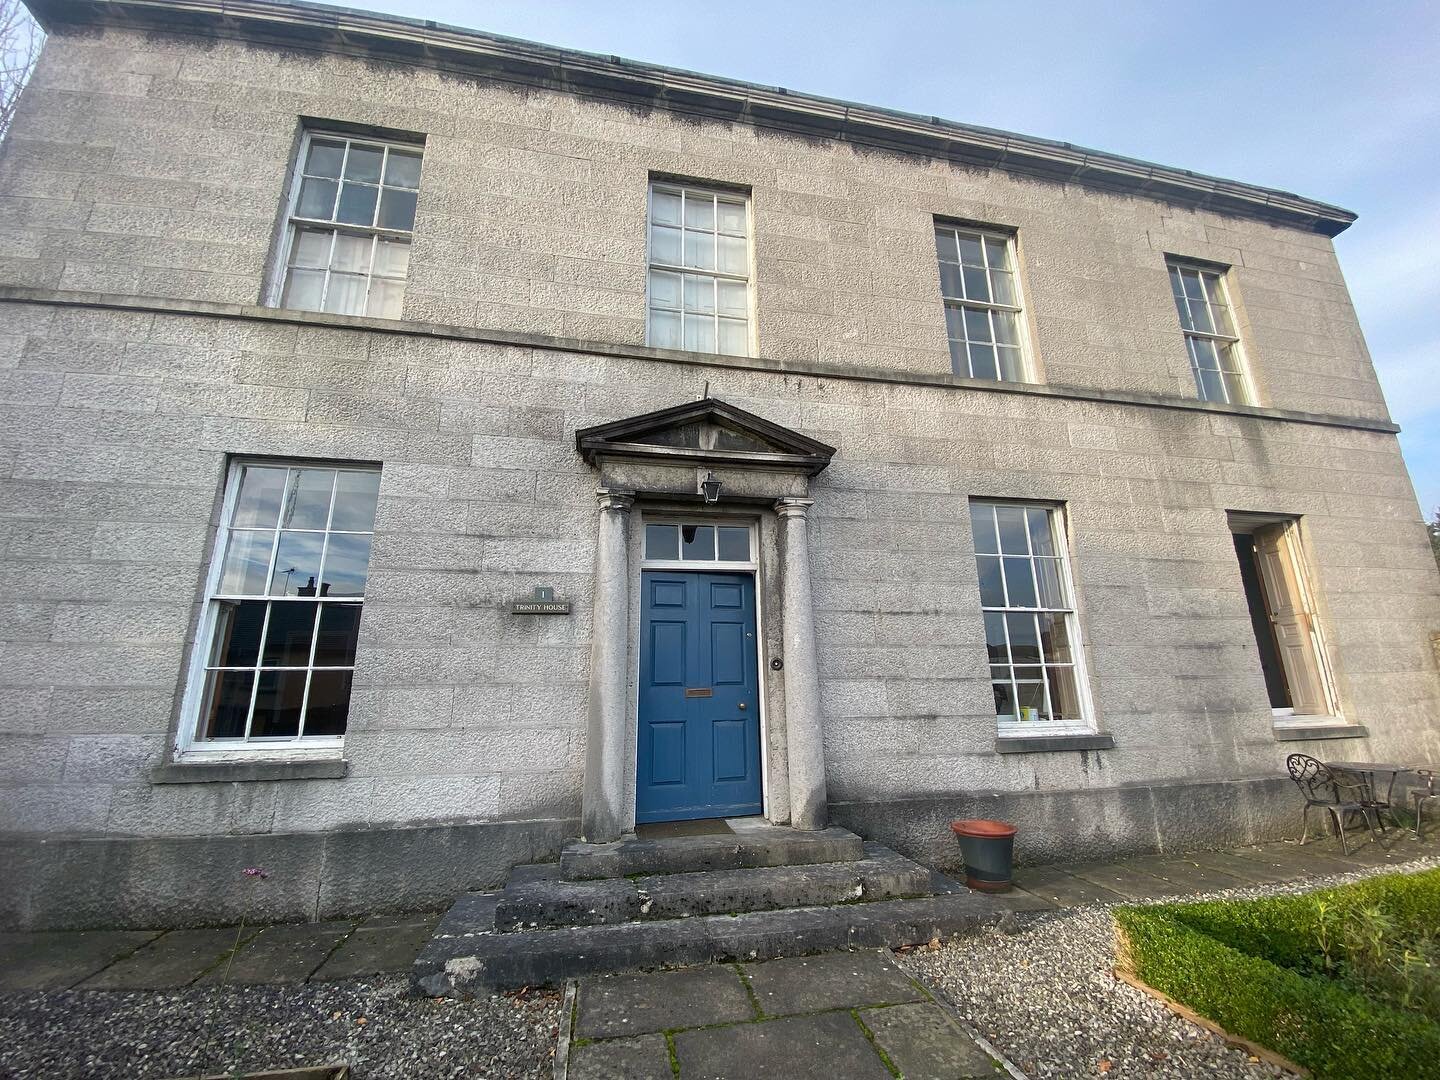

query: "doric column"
left=776, top=497, right=828, bottom=830
left=581, top=489, right=633, bottom=842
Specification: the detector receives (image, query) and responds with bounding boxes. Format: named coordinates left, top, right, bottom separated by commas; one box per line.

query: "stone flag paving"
left=565, top=951, right=1008, bottom=1080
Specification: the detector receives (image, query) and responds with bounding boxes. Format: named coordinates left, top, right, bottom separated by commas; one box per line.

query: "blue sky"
left=362, top=0, right=1438, bottom=517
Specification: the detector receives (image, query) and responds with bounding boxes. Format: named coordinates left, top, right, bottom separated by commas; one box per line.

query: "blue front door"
left=637, top=571, right=762, bottom=823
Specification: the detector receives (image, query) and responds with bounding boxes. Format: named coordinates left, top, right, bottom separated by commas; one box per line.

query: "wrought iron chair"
left=1285, top=753, right=1381, bottom=855
left=1412, top=769, right=1438, bottom=841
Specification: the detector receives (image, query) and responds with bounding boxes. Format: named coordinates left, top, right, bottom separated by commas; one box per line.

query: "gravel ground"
left=898, top=856, right=1440, bottom=1079
left=0, top=974, right=560, bottom=1080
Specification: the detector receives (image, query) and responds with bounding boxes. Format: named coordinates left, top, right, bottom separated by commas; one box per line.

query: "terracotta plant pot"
left=950, top=819, right=1017, bottom=892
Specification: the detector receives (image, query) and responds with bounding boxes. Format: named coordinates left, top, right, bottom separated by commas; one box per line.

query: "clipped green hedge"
left=1114, top=869, right=1440, bottom=1080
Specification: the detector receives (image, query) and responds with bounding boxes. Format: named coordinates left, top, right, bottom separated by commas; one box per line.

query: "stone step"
left=559, top=823, right=864, bottom=880
left=496, top=843, right=932, bottom=931
left=412, top=890, right=1013, bottom=995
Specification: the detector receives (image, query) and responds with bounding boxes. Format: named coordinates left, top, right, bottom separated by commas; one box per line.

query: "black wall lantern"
left=700, top=471, right=722, bottom=504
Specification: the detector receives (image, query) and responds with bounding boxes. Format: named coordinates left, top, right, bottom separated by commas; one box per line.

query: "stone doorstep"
left=495, top=843, right=933, bottom=931
left=558, top=824, right=865, bottom=881
left=411, top=891, right=1013, bottom=996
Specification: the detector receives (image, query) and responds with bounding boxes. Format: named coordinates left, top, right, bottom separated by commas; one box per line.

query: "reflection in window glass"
left=645, top=522, right=753, bottom=563
left=645, top=524, right=680, bottom=561
left=936, top=224, right=1027, bottom=382
left=1167, top=261, right=1248, bottom=404
left=649, top=182, right=751, bottom=357
left=969, top=500, right=1087, bottom=729
left=717, top=527, right=750, bottom=561
left=191, top=462, right=379, bottom=748
left=681, top=525, right=715, bottom=561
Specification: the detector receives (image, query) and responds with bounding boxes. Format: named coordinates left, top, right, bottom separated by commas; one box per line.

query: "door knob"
left=738, top=702, right=747, bottom=710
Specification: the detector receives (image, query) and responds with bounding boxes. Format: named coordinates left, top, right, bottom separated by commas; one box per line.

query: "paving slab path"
left=565, top=950, right=1009, bottom=1080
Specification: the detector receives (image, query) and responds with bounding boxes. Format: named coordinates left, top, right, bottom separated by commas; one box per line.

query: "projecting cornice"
left=27, top=0, right=1358, bottom=237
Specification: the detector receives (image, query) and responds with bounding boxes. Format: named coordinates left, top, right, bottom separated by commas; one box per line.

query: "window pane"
left=1189, top=336, right=1221, bottom=370
left=1015, top=681, right=1046, bottom=723
left=683, top=194, right=715, bottom=229
left=1181, top=269, right=1205, bottom=300
left=313, top=603, right=362, bottom=667
left=976, top=554, right=1005, bottom=607
left=1221, top=369, right=1248, bottom=405
left=717, top=527, right=749, bottom=561
left=219, top=529, right=276, bottom=595
left=991, top=266, right=1016, bottom=306
left=968, top=343, right=998, bottom=380
left=939, top=262, right=964, bottom=300
left=282, top=269, right=325, bottom=312
left=1168, top=266, right=1186, bottom=301
left=1006, top=612, right=1041, bottom=663
left=296, top=177, right=338, bottom=219
left=232, top=466, right=287, bottom=528
left=944, top=303, right=966, bottom=343
left=946, top=337, right=967, bottom=376
left=331, top=470, right=381, bottom=532
left=717, top=199, right=746, bottom=234
left=681, top=525, right=715, bottom=561
left=305, top=139, right=345, bottom=178
left=384, top=149, right=422, bottom=189
left=201, top=668, right=254, bottom=739
left=983, top=611, right=1008, bottom=663
left=717, top=279, right=747, bottom=317
left=250, top=669, right=307, bottom=737
left=283, top=469, right=335, bottom=530
left=323, top=273, right=368, bottom=315
left=995, top=506, right=1029, bottom=554
left=336, top=182, right=378, bottom=226
left=1002, top=556, right=1037, bottom=607
left=209, top=600, right=266, bottom=667
left=969, top=503, right=997, bottom=553
left=261, top=600, right=318, bottom=667
left=320, top=533, right=373, bottom=597
left=650, top=270, right=681, bottom=310
left=343, top=144, right=384, bottom=182
left=1046, top=666, right=1082, bottom=720
left=995, top=346, right=1024, bottom=382
left=1173, top=289, right=1194, bottom=330
left=367, top=278, right=404, bottom=319
left=291, top=227, right=333, bottom=269
left=993, top=310, right=1020, bottom=346
left=1195, top=366, right=1225, bottom=402
left=1188, top=298, right=1214, bottom=334
left=934, top=227, right=958, bottom=264
left=650, top=224, right=681, bottom=265
left=1026, top=507, right=1055, bottom=556
left=1035, top=558, right=1065, bottom=608
left=684, top=274, right=715, bottom=314
left=1038, top=612, right=1073, bottom=664
left=684, top=313, right=715, bottom=353
left=651, top=189, right=682, bottom=226
left=684, top=230, right=716, bottom=271
left=992, top=678, right=1016, bottom=721
left=963, top=306, right=992, bottom=342
left=962, top=266, right=989, bottom=302
left=378, top=187, right=417, bottom=231
left=650, top=310, right=681, bottom=349
left=717, top=318, right=748, bottom=356
left=270, top=531, right=324, bottom=596
left=331, top=232, right=372, bottom=274
left=304, top=670, right=352, bottom=736
left=717, top=234, right=747, bottom=274
left=983, top=237, right=1011, bottom=270
left=957, top=234, right=984, bottom=266
left=645, top=524, right=679, bottom=560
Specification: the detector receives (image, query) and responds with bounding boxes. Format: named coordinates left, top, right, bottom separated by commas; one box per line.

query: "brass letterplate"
left=684, top=688, right=713, bottom=698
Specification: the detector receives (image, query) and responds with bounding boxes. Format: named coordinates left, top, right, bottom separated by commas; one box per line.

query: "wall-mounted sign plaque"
left=511, top=585, right=571, bottom=615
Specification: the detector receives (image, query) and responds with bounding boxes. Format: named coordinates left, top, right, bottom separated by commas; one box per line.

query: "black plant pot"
left=950, top=819, right=1017, bottom=892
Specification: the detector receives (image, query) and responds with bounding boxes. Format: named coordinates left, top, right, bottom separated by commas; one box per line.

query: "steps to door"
left=411, top=821, right=1035, bottom=996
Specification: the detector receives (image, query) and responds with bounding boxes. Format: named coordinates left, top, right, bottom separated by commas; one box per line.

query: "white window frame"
left=1167, top=258, right=1254, bottom=406
left=269, top=128, right=424, bottom=318
left=935, top=222, right=1033, bottom=383
left=645, top=181, right=755, bottom=357
left=639, top=516, right=757, bottom=572
left=175, top=458, right=379, bottom=762
left=970, top=499, right=1096, bottom=737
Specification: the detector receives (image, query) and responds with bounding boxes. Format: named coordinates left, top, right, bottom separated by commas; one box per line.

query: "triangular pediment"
left=575, top=398, right=836, bottom=476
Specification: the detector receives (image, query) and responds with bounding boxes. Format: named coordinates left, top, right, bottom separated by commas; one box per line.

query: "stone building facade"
left=2, top=0, right=1437, bottom=929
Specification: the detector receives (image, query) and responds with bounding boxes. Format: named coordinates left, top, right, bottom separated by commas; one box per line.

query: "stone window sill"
left=1273, top=724, right=1369, bottom=742
left=151, top=759, right=349, bottom=784
left=994, top=733, right=1115, bottom=754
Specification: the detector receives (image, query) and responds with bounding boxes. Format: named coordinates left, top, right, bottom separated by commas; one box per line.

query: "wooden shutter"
left=1252, top=524, right=1330, bottom=716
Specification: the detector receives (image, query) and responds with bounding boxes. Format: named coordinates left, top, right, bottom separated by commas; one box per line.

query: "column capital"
left=596, top=489, right=635, bottom=513
left=774, top=497, right=814, bottom=519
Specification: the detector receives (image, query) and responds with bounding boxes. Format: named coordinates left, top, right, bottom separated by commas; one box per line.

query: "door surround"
left=574, top=398, right=836, bottom=842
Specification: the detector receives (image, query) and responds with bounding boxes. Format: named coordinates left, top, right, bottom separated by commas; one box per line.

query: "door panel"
left=1253, top=523, right=1331, bottom=717
left=637, top=571, right=762, bottom=822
